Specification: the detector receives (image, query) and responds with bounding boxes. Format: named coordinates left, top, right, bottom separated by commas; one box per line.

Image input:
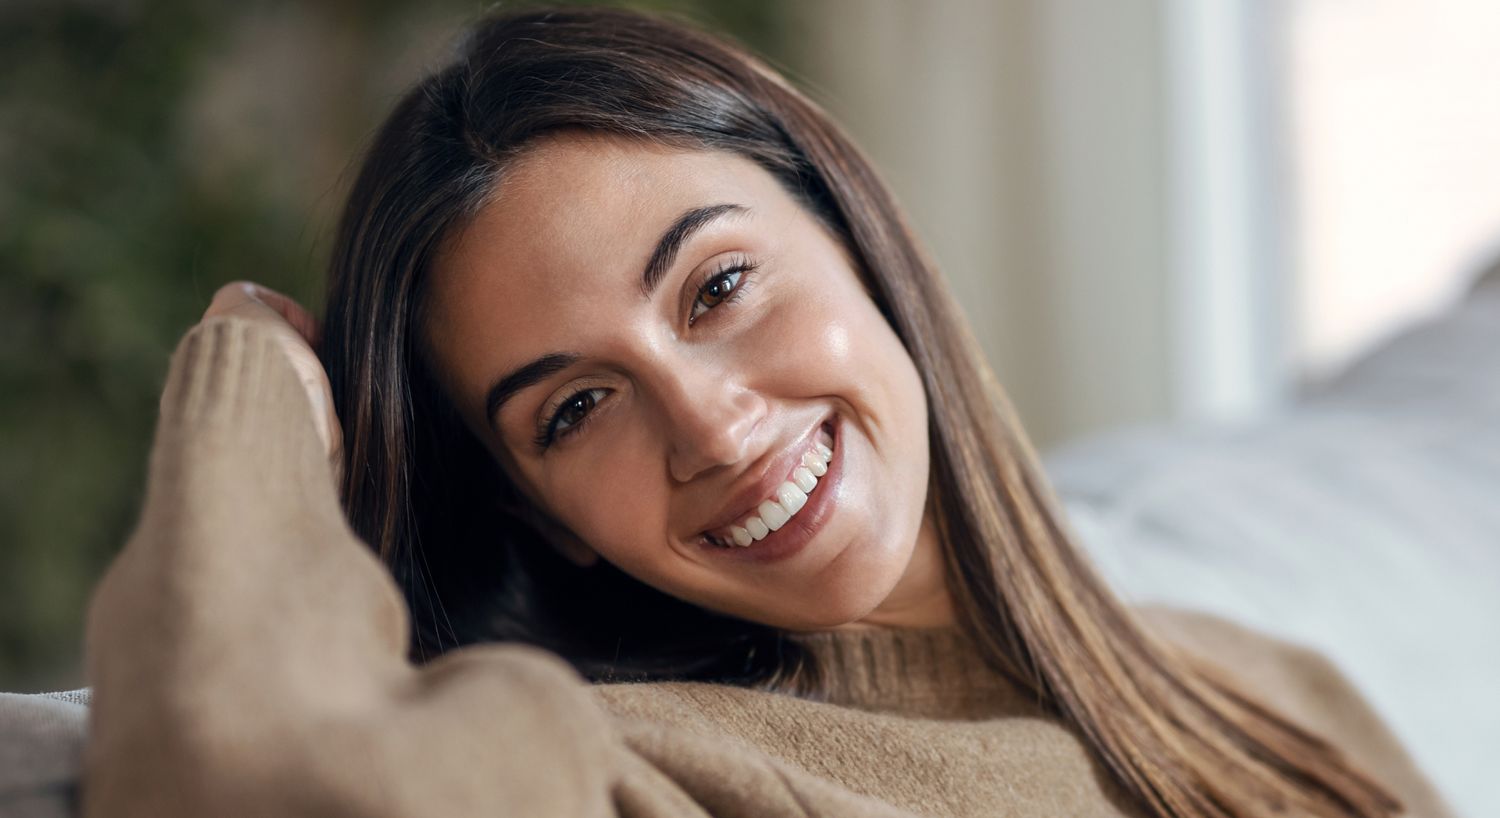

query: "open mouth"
left=700, top=417, right=838, bottom=549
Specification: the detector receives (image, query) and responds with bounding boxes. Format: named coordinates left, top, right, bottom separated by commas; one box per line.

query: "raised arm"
left=81, top=293, right=616, bottom=817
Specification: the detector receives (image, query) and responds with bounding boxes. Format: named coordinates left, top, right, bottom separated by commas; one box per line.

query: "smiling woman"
left=417, top=136, right=939, bottom=632
left=78, top=5, right=1447, bottom=818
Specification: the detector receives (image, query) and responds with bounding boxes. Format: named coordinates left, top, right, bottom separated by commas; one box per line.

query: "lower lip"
left=698, top=414, right=845, bottom=565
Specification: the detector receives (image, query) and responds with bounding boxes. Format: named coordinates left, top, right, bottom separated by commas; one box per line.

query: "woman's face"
left=424, top=133, right=943, bottom=631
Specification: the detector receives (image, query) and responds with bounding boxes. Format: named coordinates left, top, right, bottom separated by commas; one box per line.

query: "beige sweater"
left=80, top=316, right=1452, bottom=817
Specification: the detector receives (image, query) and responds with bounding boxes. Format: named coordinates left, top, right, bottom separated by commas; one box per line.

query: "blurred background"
left=2, top=0, right=1496, bottom=814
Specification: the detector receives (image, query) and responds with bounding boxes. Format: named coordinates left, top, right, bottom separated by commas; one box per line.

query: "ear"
left=504, top=500, right=600, bottom=569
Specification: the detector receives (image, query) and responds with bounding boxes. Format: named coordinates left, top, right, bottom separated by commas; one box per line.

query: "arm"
left=82, top=313, right=615, bottom=817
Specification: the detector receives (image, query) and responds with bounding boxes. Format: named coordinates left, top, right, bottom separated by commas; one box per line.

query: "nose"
left=656, top=361, right=765, bottom=484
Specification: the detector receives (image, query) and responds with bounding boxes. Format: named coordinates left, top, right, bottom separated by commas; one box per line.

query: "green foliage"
left=0, top=0, right=790, bottom=690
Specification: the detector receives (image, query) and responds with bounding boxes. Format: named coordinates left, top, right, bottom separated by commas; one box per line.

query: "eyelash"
left=533, top=257, right=761, bottom=451
left=688, top=257, right=759, bottom=325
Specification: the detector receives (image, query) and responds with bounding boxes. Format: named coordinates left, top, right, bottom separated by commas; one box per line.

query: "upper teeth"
left=716, top=436, right=834, bottom=548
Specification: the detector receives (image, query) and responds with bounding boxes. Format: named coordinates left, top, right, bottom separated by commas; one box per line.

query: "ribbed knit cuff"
left=160, top=316, right=312, bottom=433
left=146, top=316, right=336, bottom=509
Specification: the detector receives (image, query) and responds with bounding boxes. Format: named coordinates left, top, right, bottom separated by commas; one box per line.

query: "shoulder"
left=1134, top=605, right=1341, bottom=720
left=589, top=680, right=724, bottom=732
left=587, top=681, right=922, bottom=817
left=1134, top=606, right=1454, bottom=818
left=589, top=677, right=819, bottom=736
left=588, top=676, right=891, bottom=764
left=1134, top=605, right=1389, bottom=751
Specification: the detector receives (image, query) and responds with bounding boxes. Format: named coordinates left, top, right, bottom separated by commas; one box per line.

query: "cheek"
left=764, top=271, right=865, bottom=383
left=824, top=284, right=927, bottom=435
left=837, top=285, right=931, bottom=504
left=546, top=439, right=668, bottom=553
left=878, top=321, right=930, bottom=483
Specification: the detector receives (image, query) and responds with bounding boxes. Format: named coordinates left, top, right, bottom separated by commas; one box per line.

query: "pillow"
left=1047, top=273, right=1500, bottom=818
left=0, top=691, right=89, bottom=818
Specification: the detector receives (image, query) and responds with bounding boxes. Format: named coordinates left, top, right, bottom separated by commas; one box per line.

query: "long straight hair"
left=320, top=6, right=1400, bottom=818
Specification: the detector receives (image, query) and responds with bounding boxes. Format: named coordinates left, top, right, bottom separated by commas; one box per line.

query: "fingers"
left=247, top=285, right=322, bottom=349
left=206, top=281, right=321, bottom=349
left=284, top=350, right=345, bottom=481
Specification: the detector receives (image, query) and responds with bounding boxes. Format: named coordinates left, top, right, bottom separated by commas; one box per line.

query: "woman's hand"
left=198, top=281, right=343, bottom=483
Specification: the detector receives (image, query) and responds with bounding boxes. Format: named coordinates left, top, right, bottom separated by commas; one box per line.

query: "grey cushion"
left=1048, top=273, right=1500, bottom=818
left=0, top=692, right=88, bottom=818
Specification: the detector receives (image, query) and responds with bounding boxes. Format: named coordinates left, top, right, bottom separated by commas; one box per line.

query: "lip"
left=695, top=414, right=831, bottom=536
left=695, top=413, right=843, bottom=564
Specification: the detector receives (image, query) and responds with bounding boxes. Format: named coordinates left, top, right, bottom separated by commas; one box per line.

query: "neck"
left=834, top=508, right=956, bottom=631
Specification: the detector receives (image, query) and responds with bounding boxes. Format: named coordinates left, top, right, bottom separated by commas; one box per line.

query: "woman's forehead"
left=422, top=135, right=787, bottom=417
left=466, top=137, right=763, bottom=251
left=434, top=136, right=776, bottom=304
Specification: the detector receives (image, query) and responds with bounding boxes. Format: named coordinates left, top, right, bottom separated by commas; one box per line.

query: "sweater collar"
left=782, top=625, right=1038, bottom=719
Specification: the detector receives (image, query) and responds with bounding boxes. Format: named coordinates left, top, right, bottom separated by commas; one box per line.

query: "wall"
left=787, top=0, right=1174, bottom=449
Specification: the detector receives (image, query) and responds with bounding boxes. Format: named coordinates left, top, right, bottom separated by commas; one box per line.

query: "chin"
left=775, top=563, right=909, bottom=632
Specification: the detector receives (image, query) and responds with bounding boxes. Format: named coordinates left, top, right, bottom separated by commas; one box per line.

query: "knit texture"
left=79, top=316, right=1451, bottom=817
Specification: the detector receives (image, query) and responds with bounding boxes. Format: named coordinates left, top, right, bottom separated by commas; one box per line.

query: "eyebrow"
left=484, top=202, right=748, bottom=431
left=639, top=203, right=746, bottom=298
left=484, top=352, right=581, bottom=432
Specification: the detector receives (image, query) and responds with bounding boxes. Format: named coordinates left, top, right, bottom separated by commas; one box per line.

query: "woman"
left=81, top=6, right=1448, bottom=818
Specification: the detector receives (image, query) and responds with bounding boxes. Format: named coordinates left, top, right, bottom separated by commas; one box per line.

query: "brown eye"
left=689, top=263, right=753, bottom=324
left=545, top=387, right=608, bottom=444
left=559, top=392, right=595, bottom=426
left=701, top=275, right=735, bottom=306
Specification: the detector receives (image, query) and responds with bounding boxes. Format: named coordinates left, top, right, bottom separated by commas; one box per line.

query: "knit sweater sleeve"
left=80, top=317, right=617, bottom=818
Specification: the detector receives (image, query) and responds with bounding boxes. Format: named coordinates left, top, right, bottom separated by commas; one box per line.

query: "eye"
left=689, top=259, right=759, bottom=325
left=537, top=387, right=608, bottom=449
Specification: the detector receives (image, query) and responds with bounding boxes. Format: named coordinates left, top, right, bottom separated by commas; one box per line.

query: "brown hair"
left=320, top=6, right=1400, bottom=818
